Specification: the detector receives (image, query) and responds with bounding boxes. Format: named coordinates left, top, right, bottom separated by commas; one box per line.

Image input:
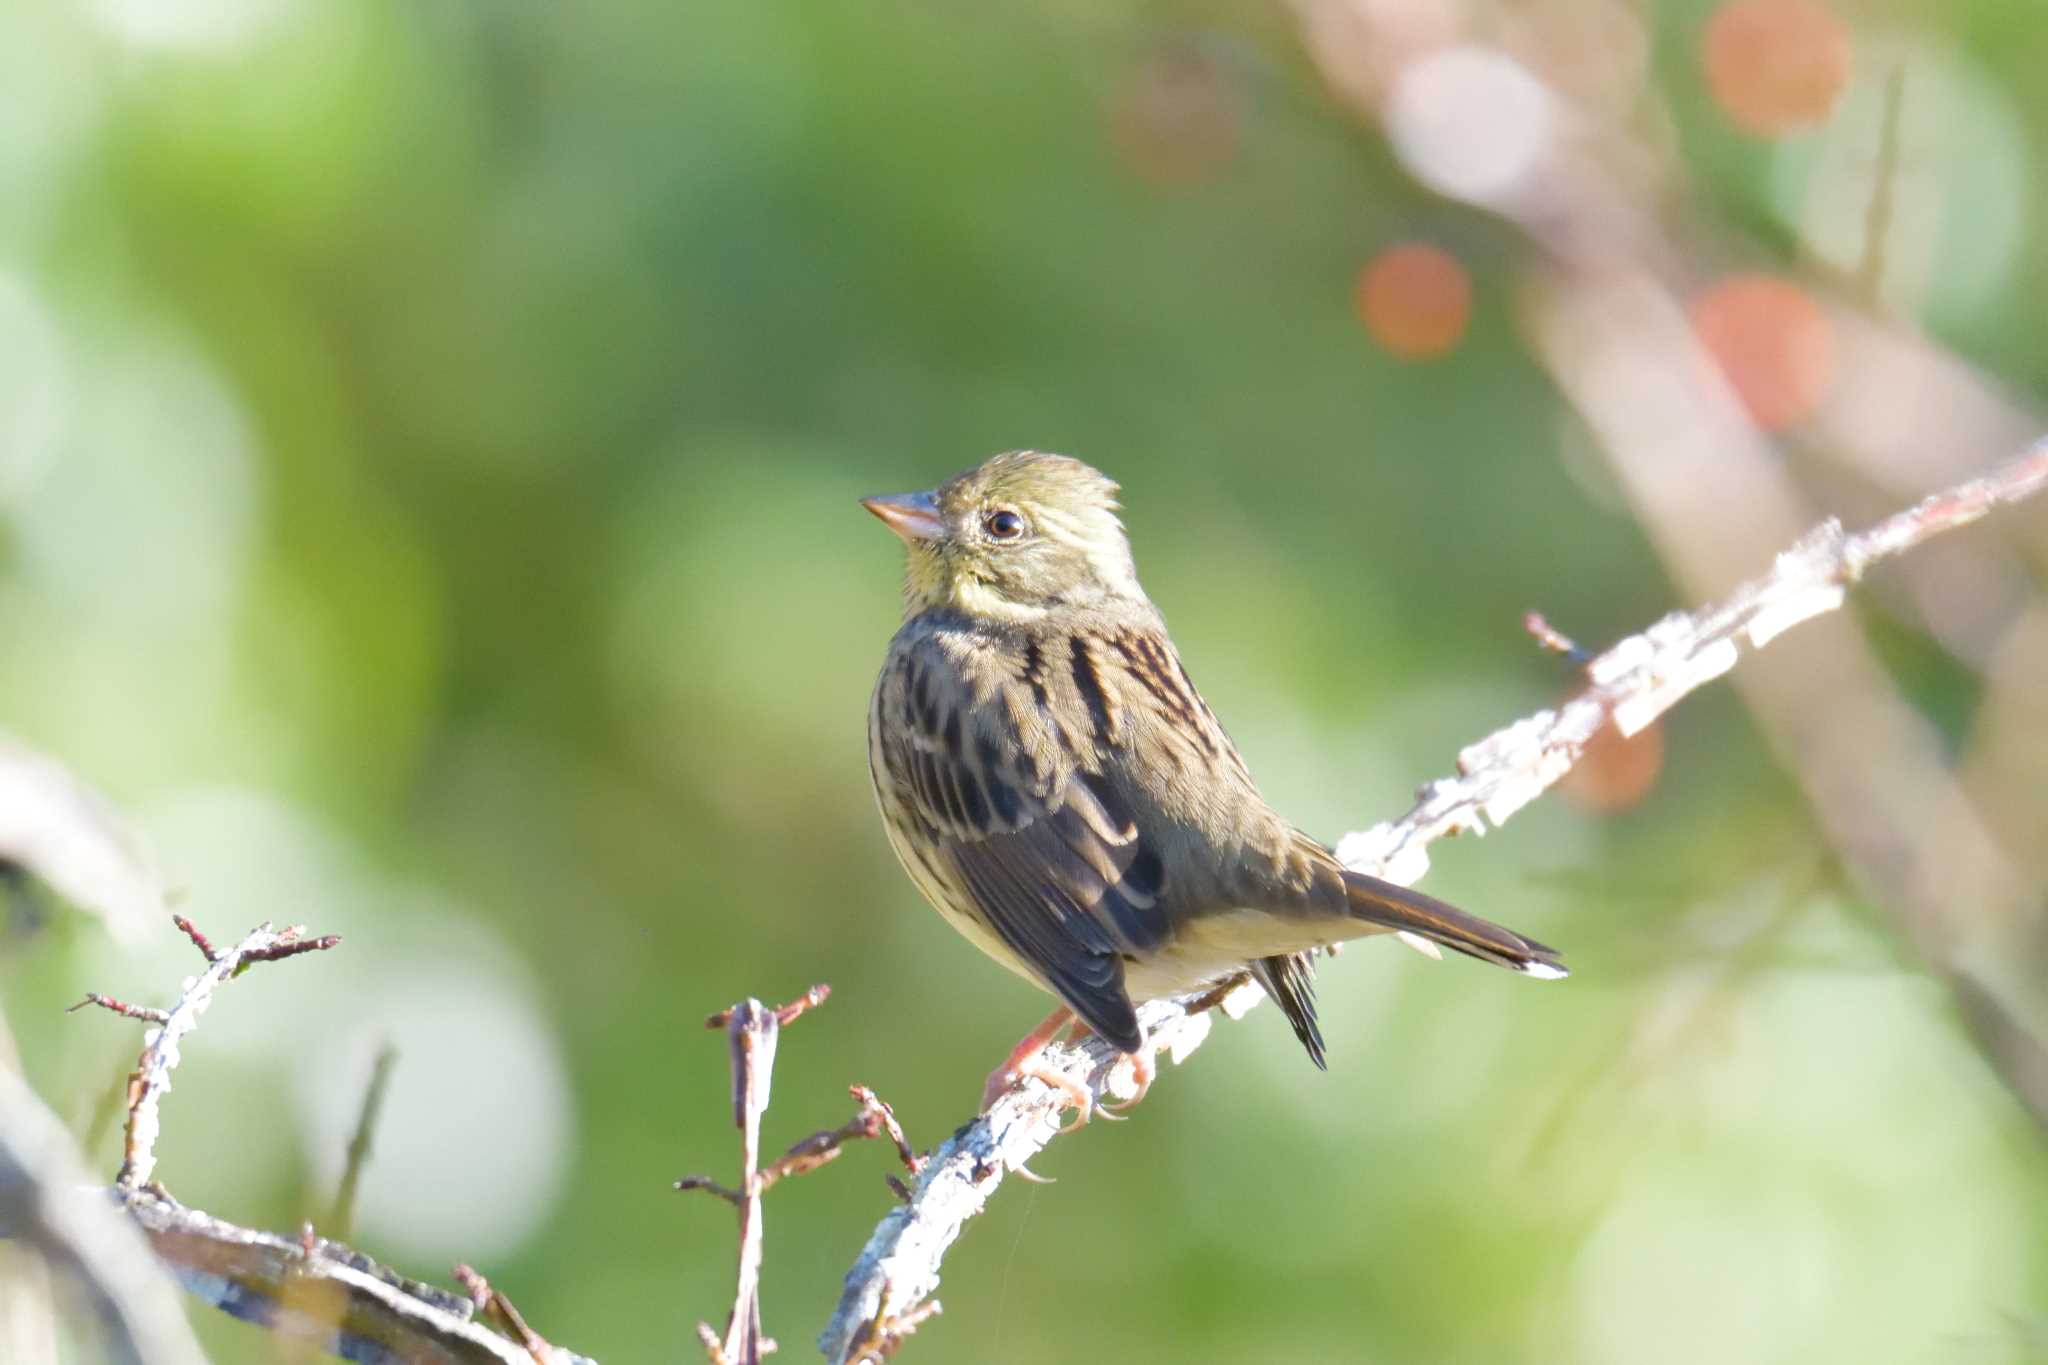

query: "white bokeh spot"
left=1386, top=47, right=1558, bottom=208
left=86, top=0, right=304, bottom=55
left=295, top=943, right=576, bottom=1263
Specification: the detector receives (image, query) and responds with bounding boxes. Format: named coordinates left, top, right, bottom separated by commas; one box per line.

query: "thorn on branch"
left=677, top=1085, right=920, bottom=1200
left=675, top=1175, right=745, bottom=1205
left=706, top=983, right=831, bottom=1031
left=772, top=983, right=830, bottom=1025
left=454, top=1262, right=562, bottom=1363
left=849, top=1299, right=942, bottom=1364
left=172, top=914, right=219, bottom=962
left=697, top=1322, right=779, bottom=1364
left=67, top=994, right=168, bottom=1024
left=849, top=1086, right=922, bottom=1176
left=241, top=932, right=343, bottom=964
left=1524, top=610, right=1591, bottom=662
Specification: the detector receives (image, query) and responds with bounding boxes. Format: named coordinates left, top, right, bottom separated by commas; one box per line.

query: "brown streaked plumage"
left=863, top=450, right=1563, bottom=1090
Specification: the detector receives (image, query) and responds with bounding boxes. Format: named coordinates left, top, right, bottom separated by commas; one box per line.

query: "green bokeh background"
left=3, top=1, right=2046, bottom=1362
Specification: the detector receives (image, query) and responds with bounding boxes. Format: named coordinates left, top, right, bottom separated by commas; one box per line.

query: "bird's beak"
left=860, top=490, right=944, bottom=545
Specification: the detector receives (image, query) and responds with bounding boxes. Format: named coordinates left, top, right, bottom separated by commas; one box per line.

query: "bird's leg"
left=982, top=1006, right=1095, bottom=1130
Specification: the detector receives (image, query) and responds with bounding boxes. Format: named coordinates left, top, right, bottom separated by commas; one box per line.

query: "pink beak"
left=860, top=491, right=944, bottom=544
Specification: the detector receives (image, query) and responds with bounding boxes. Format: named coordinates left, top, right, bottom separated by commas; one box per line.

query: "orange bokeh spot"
left=1689, top=274, right=1834, bottom=431
left=1702, top=0, right=1851, bottom=137
left=1356, top=243, right=1471, bottom=360
left=1560, top=719, right=1665, bottom=816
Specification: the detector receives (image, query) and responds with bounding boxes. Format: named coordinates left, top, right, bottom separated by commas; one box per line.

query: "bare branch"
left=119, top=1188, right=594, bottom=1365
left=170, top=914, right=219, bottom=963
left=0, top=1070, right=207, bottom=1365
left=686, top=988, right=839, bottom=1365
left=0, top=735, right=167, bottom=946
left=66, top=995, right=168, bottom=1025
left=73, top=916, right=342, bottom=1190
left=325, top=1043, right=398, bottom=1243
left=60, top=917, right=595, bottom=1362
left=818, top=446, right=2048, bottom=1364
left=847, top=1088, right=922, bottom=1181
left=455, top=1262, right=571, bottom=1364
left=1335, top=444, right=2048, bottom=886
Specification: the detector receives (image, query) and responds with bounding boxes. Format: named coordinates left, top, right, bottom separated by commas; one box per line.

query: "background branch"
left=1287, top=0, right=2048, bottom=1133
left=818, top=445, right=2048, bottom=1365
left=0, top=1070, right=207, bottom=1365
left=678, top=987, right=919, bottom=1365
left=64, top=916, right=596, bottom=1364
left=73, top=917, right=342, bottom=1191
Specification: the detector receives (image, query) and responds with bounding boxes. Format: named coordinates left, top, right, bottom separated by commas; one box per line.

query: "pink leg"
left=982, top=1006, right=1095, bottom=1129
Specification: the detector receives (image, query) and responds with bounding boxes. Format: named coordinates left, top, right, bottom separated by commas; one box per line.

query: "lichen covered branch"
left=69, top=915, right=593, bottom=1363
left=74, top=917, right=342, bottom=1191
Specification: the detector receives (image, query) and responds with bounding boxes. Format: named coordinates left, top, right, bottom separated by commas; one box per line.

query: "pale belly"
left=1121, top=908, right=1377, bottom=1002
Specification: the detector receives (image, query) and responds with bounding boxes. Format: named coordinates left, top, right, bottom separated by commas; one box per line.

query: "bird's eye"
left=983, top=509, right=1027, bottom=541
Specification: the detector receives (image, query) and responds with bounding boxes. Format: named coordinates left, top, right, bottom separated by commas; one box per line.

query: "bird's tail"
left=1341, top=870, right=1567, bottom=979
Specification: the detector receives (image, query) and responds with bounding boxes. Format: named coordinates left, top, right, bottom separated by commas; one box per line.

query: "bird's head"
left=862, top=450, right=1144, bottom=622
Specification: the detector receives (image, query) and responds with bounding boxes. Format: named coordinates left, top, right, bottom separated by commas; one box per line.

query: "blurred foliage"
left=1, top=0, right=2045, bottom=1362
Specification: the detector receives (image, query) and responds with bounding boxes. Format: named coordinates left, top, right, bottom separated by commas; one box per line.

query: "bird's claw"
left=1099, top=1047, right=1157, bottom=1113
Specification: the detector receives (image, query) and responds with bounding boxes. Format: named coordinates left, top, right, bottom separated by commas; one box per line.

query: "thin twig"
left=456, top=1262, right=565, bottom=1364
left=67, top=995, right=168, bottom=1025
left=171, top=915, right=218, bottom=963
left=1521, top=611, right=1588, bottom=661
left=683, top=988, right=836, bottom=1365
left=72, top=917, right=343, bottom=1191
left=817, top=445, right=2048, bottom=1364
left=109, top=1186, right=597, bottom=1364
left=848, top=1088, right=922, bottom=1179
left=324, top=1044, right=397, bottom=1243
left=61, top=923, right=597, bottom=1363
left=1854, top=65, right=1906, bottom=307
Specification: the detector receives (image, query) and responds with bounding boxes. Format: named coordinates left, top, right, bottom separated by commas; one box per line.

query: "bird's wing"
left=878, top=632, right=1170, bottom=1050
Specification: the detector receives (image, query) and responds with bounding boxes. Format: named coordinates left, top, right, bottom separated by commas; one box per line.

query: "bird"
left=862, top=450, right=1564, bottom=1119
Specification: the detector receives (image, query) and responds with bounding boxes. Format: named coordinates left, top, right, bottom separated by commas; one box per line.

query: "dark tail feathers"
left=1341, top=871, right=1567, bottom=979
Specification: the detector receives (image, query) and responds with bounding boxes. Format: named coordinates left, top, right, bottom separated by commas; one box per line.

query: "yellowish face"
left=864, top=451, right=1143, bottom=622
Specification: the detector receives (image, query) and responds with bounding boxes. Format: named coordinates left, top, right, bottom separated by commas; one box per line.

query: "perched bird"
left=863, top=451, right=1564, bottom=1115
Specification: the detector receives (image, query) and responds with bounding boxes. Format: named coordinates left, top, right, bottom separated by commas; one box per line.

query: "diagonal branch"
left=817, top=443, right=2048, bottom=1365
left=0, top=1069, right=209, bottom=1365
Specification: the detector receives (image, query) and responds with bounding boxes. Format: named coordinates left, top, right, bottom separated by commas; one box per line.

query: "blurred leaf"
left=0, top=735, right=162, bottom=946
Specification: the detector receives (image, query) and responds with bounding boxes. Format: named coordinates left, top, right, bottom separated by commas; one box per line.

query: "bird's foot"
left=982, top=1006, right=1095, bottom=1131
left=1100, top=1044, right=1157, bottom=1113
left=1006, top=1060, right=1097, bottom=1135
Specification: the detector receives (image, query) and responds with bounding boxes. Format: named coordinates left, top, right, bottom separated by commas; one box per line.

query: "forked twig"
left=67, top=915, right=593, bottom=1362
left=457, top=1261, right=565, bottom=1364
left=73, top=916, right=343, bottom=1191
left=680, top=987, right=918, bottom=1365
